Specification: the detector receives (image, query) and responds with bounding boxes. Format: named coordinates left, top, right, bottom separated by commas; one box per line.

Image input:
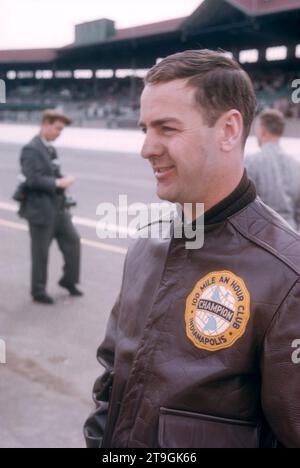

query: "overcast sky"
left=0, top=0, right=202, bottom=50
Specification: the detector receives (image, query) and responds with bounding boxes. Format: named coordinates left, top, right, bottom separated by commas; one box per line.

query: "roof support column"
left=130, top=58, right=137, bottom=106
left=258, top=47, right=267, bottom=63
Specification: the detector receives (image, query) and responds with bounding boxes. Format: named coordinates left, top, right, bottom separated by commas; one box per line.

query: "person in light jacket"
left=246, top=109, right=300, bottom=230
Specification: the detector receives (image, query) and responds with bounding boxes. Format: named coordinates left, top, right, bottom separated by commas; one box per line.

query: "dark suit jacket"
left=19, top=136, right=61, bottom=226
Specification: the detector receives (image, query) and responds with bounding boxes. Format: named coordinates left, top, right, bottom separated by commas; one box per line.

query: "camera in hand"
left=12, top=174, right=27, bottom=202
left=64, top=194, right=77, bottom=208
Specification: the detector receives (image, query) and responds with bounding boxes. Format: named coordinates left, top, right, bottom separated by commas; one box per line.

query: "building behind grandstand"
left=0, top=0, right=300, bottom=128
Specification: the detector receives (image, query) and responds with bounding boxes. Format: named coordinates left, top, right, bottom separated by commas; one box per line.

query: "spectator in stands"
left=246, top=109, right=300, bottom=230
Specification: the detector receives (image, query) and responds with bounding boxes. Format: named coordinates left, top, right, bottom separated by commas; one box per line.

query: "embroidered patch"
left=185, top=271, right=250, bottom=352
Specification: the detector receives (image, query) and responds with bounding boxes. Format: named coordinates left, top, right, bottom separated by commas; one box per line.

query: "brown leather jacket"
left=84, top=197, right=300, bottom=448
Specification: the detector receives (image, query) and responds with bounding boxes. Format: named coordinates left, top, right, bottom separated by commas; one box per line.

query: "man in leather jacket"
left=84, top=50, right=300, bottom=448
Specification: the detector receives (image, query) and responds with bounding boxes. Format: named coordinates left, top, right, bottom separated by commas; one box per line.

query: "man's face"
left=139, top=79, right=219, bottom=206
left=42, top=120, right=65, bottom=142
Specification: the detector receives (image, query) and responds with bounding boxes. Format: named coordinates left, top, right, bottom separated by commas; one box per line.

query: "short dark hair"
left=145, top=49, right=257, bottom=145
left=258, top=109, right=285, bottom=137
left=42, top=109, right=72, bottom=126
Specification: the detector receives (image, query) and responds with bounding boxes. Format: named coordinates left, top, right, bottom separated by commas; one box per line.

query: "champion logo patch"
left=185, top=271, right=250, bottom=352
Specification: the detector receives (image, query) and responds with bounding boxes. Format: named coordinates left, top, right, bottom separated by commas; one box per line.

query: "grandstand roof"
left=227, top=0, right=300, bottom=16
left=0, top=17, right=186, bottom=66
left=62, top=17, right=185, bottom=49
left=1, top=0, right=300, bottom=71
left=0, top=48, right=56, bottom=64
left=105, top=17, right=185, bottom=42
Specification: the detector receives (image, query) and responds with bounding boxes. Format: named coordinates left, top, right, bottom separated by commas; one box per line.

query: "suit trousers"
left=29, top=210, right=81, bottom=297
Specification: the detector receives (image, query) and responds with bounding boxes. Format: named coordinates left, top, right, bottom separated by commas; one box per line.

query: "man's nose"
left=141, top=133, right=164, bottom=160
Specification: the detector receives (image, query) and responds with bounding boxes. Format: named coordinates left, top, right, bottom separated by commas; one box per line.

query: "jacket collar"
left=204, top=170, right=256, bottom=225
left=172, top=170, right=257, bottom=240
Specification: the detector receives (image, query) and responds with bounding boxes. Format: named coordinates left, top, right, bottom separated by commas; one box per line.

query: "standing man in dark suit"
left=19, top=110, right=83, bottom=304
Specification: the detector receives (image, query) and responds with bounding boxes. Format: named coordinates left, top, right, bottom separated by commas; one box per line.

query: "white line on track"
left=0, top=200, right=137, bottom=236
left=0, top=218, right=127, bottom=256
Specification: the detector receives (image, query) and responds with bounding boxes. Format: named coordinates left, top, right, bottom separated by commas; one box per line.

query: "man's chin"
left=156, top=185, right=178, bottom=203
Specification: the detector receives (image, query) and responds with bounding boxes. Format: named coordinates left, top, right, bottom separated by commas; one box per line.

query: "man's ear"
left=219, top=110, right=244, bottom=152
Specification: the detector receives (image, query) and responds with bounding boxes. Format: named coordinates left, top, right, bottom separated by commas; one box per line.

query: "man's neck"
left=40, top=133, right=51, bottom=144
left=261, top=137, right=280, bottom=147
left=182, top=170, right=256, bottom=225
left=183, top=170, right=245, bottom=222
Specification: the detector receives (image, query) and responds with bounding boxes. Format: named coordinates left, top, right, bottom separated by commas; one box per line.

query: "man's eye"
left=162, top=127, right=176, bottom=133
left=141, top=128, right=147, bottom=134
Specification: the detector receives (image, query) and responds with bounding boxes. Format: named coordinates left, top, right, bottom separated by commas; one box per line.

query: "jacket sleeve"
left=84, top=293, right=121, bottom=448
left=20, top=146, right=56, bottom=194
left=261, top=279, right=300, bottom=448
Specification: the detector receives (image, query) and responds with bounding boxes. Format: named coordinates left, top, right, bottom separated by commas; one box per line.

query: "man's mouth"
left=153, top=166, right=176, bottom=180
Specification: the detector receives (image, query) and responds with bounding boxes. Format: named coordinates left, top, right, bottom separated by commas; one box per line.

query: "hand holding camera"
left=12, top=174, right=27, bottom=202
left=56, top=176, right=75, bottom=189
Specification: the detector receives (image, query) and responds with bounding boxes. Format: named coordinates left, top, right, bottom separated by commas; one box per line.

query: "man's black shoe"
left=33, top=294, right=54, bottom=305
left=58, top=280, right=83, bottom=297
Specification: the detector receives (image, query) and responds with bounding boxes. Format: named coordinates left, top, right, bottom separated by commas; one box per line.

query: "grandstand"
left=0, top=0, right=300, bottom=127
